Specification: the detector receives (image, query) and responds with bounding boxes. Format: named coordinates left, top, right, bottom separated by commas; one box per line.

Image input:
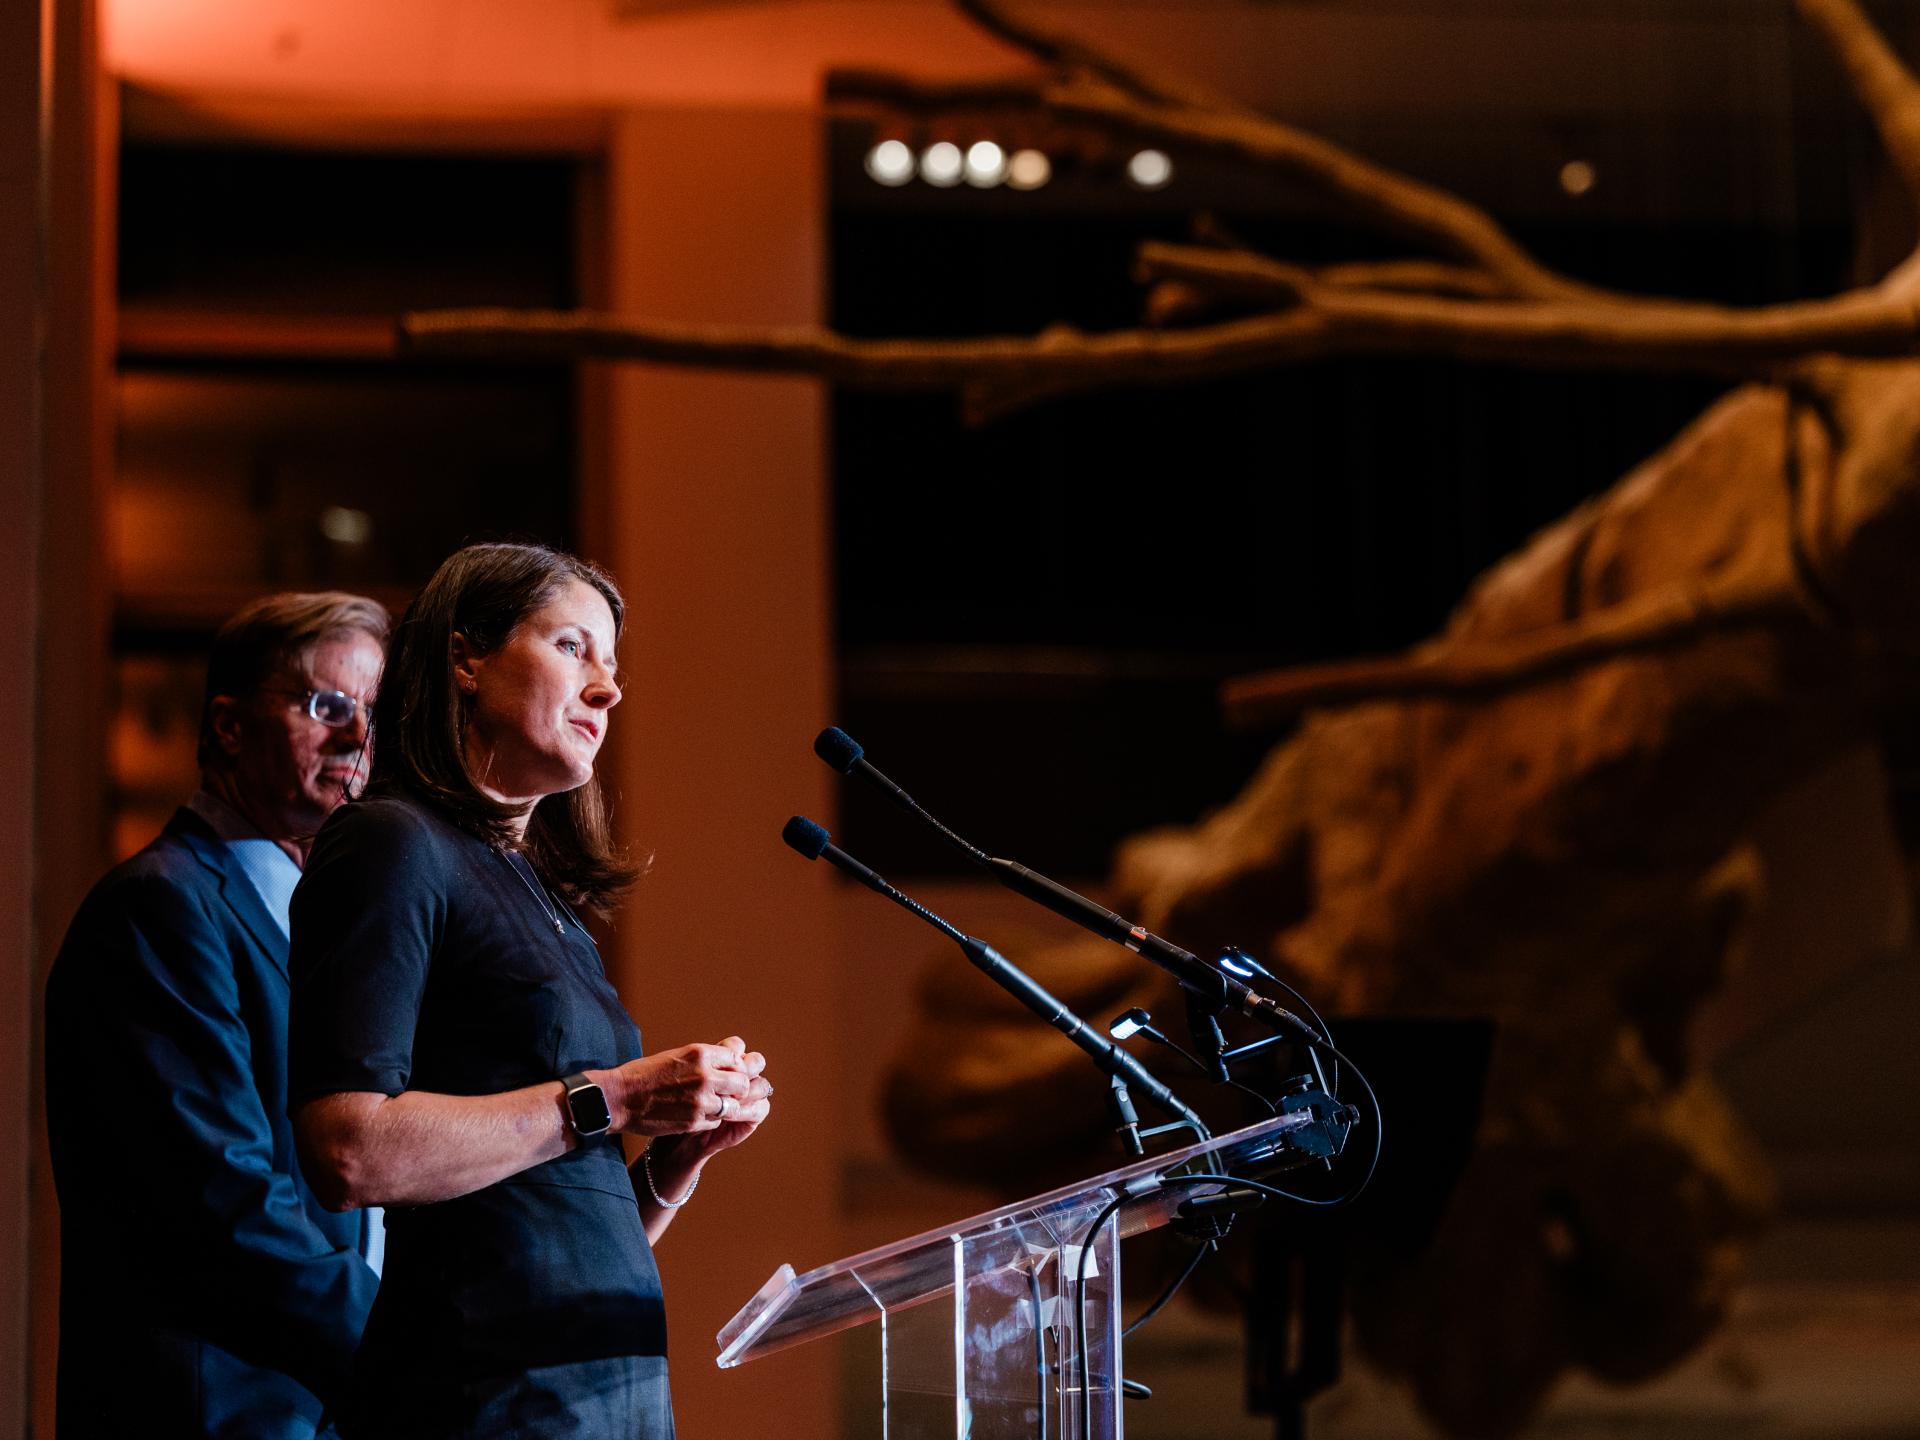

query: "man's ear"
left=207, top=695, right=246, bottom=760
left=450, top=631, right=482, bottom=695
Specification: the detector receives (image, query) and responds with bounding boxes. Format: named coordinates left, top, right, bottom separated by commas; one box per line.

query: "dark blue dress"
left=289, top=791, right=673, bottom=1440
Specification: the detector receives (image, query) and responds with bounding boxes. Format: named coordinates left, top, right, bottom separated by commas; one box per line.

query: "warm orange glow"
left=102, top=0, right=1021, bottom=109
left=1006, top=147, right=1050, bottom=190
left=103, top=3, right=1790, bottom=128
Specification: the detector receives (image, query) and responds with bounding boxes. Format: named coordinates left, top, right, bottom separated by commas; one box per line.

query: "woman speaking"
left=290, top=542, right=771, bottom=1438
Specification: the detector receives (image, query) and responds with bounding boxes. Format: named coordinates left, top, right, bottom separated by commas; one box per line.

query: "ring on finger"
left=719, top=1095, right=738, bottom=1122
left=706, top=1097, right=726, bottom=1121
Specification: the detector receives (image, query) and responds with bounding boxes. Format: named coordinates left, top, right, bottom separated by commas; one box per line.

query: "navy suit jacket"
left=46, top=808, right=379, bottom=1439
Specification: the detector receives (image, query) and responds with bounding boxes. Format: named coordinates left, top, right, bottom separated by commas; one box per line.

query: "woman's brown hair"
left=370, top=543, right=639, bottom=916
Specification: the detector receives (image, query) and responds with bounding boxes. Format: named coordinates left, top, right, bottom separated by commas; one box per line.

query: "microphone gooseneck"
left=811, top=727, right=989, bottom=865
left=780, top=814, right=1205, bottom=1136
left=810, top=729, right=1326, bottom=1046
left=782, top=814, right=960, bottom=940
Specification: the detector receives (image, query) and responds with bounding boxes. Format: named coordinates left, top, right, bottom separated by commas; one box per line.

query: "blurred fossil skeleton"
left=407, top=0, right=1920, bottom=1431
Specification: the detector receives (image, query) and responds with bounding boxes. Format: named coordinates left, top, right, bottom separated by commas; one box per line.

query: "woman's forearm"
left=297, top=1046, right=765, bottom=1214
left=296, top=1084, right=573, bottom=1210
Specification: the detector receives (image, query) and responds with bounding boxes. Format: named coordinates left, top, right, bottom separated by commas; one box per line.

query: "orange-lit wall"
left=97, top=0, right=1792, bottom=125
left=102, top=0, right=1016, bottom=112
left=21, top=4, right=117, bottom=1438
left=0, top=5, right=44, bottom=1431
left=598, top=104, right=842, bottom=1436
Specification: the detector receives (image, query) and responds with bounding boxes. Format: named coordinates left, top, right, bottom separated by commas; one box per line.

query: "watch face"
left=568, top=1082, right=613, bottom=1136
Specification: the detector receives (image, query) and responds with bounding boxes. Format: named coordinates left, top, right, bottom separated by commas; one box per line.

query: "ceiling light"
left=1126, top=149, right=1173, bottom=190
left=963, top=140, right=1008, bottom=187
left=1006, top=149, right=1052, bottom=190
left=319, top=506, right=372, bottom=545
left=920, top=142, right=964, bottom=188
left=865, top=139, right=915, bottom=187
left=1559, top=159, right=1597, bottom=196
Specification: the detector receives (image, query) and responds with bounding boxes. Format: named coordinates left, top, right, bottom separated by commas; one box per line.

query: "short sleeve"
left=289, top=797, right=447, bottom=1101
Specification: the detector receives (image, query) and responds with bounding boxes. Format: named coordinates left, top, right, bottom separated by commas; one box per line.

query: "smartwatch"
left=561, top=1072, right=613, bottom=1138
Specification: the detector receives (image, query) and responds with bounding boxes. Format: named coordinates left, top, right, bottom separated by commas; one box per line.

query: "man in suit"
left=46, top=592, right=389, bottom=1438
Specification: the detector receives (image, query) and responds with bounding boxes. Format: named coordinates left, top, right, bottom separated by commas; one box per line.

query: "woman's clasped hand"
left=608, top=1035, right=773, bottom=1142
left=613, top=1035, right=773, bottom=1215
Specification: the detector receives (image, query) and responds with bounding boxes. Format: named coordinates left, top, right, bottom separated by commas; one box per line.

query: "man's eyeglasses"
left=298, top=689, right=362, bottom=728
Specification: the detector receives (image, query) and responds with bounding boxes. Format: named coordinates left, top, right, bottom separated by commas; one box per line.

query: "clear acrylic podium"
left=716, top=1113, right=1319, bottom=1439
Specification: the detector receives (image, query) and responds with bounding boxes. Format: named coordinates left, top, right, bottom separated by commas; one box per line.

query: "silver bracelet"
left=642, top=1147, right=698, bottom=1209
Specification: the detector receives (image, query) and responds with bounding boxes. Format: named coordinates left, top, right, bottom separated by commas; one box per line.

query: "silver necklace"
left=499, top=849, right=566, bottom=935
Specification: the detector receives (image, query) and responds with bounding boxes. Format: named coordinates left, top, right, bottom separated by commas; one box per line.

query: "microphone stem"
left=857, top=758, right=989, bottom=864
left=836, top=754, right=1302, bottom=1028
left=815, top=840, right=1206, bottom=1137
left=959, top=936, right=1207, bottom=1139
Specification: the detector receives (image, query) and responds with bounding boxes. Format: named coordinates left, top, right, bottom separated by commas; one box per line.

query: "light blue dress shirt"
left=187, top=790, right=386, bottom=1276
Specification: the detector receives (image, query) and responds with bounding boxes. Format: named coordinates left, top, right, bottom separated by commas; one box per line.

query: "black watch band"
left=561, top=1072, right=613, bottom=1138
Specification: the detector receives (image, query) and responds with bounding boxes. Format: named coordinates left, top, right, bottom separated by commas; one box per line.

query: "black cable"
left=1154, top=971, right=1347, bottom=1127
left=1174, top=1032, right=1383, bottom=1205
left=1288, top=1035, right=1384, bottom=1205
left=1148, top=1029, right=1282, bottom=1115
left=1165, top=1171, right=1348, bottom=1208
left=1072, top=1173, right=1287, bottom=1439
left=1262, top=977, right=1338, bottom=1092
left=1229, top=1078, right=1281, bottom=1115
left=1121, top=1238, right=1214, bottom=1340
left=1219, top=951, right=1339, bottom=1093
left=1067, top=1043, right=1385, bottom=1437
left=1027, top=1266, right=1048, bottom=1440
left=1074, top=1189, right=1137, bottom=1440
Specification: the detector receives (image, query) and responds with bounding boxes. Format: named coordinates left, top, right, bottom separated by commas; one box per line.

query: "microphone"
left=814, top=729, right=988, bottom=864
left=781, top=814, right=1206, bottom=1137
left=781, top=813, right=831, bottom=857
left=810, top=728, right=1326, bottom=1046
left=782, top=815, right=889, bottom=893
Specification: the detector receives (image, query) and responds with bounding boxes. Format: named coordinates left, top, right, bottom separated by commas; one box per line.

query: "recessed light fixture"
left=319, top=506, right=373, bottom=545
left=920, top=141, right=964, bottom=188
left=1559, top=159, right=1597, bottom=196
left=964, top=140, right=1009, bottom=188
left=1126, top=149, right=1173, bottom=190
left=1007, top=149, right=1052, bottom=190
left=865, top=139, right=915, bottom=186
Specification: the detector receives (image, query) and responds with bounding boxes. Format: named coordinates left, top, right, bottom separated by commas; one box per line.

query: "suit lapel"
left=168, top=809, right=293, bottom=981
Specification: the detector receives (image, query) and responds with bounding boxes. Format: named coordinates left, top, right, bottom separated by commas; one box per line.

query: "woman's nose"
left=585, top=671, right=620, bottom=709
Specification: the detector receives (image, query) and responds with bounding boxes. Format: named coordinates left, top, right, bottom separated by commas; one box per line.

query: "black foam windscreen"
left=812, top=726, right=864, bottom=773
left=782, top=814, right=832, bottom=860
